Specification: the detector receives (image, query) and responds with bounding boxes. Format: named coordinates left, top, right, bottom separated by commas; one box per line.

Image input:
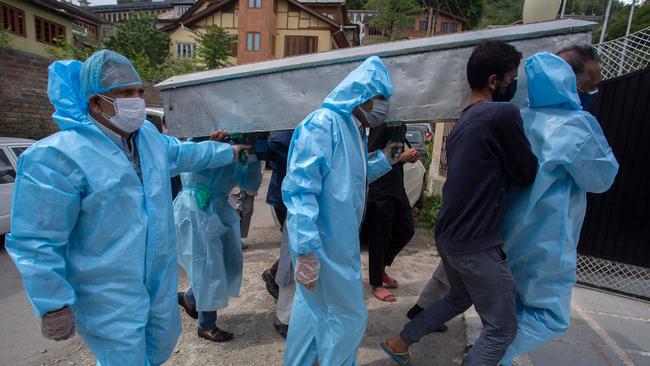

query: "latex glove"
left=383, top=142, right=404, bottom=165
left=399, top=147, right=420, bottom=164
left=232, top=144, right=251, bottom=161
left=41, top=306, right=75, bottom=341
left=294, top=252, right=320, bottom=291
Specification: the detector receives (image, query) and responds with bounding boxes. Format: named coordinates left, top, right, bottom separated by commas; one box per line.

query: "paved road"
left=465, top=286, right=650, bottom=366
left=0, top=238, right=81, bottom=366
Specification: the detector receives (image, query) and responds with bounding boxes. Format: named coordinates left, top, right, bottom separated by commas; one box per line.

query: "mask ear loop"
left=97, top=94, right=117, bottom=120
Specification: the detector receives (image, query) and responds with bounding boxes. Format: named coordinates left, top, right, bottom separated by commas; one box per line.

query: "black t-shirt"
left=367, top=123, right=406, bottom=200
left=435, top=101, right=538, bottom=255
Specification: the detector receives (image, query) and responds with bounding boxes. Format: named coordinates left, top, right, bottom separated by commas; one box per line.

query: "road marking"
left=574, top=304, right=637, bottom=366
left=581, top=310, right=650, bottom=324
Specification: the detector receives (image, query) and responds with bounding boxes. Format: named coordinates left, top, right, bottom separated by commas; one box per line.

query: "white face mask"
left=359, top=98, right=390, bottom=128
left=98, top=95, right=146, bottom=133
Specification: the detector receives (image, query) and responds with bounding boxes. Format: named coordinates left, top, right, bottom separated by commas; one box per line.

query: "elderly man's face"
left=90, top=85, right=144, bottom=117
left=583, top=60, right=602, bottom=92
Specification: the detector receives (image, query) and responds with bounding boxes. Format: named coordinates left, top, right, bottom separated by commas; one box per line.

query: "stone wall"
left=0, top=48, right=163, bottom=140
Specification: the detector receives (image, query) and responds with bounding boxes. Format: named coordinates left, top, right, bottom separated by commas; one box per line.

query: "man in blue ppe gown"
left=282, top=56, right=395, bottom=366
left=500, top=52, right=619, bottom=365
left=175, top=137, right=262, bottom=341
left=5, top=50, right=243, bottom=365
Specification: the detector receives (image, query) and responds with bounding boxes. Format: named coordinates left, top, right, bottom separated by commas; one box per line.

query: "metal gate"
left=575, top=27, right=650, bottom=300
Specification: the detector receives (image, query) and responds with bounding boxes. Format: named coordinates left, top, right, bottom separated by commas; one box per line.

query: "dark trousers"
left=361, top=194, right=414, bottom=287
left=401, top=246, right=517, bottom=366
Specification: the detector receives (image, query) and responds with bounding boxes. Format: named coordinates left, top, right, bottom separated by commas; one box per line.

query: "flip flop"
left=383, top=274, right=399, bottom=289
left=380, top=341, right=412, bottom=366
left=373, top=287, right=397, bottom=302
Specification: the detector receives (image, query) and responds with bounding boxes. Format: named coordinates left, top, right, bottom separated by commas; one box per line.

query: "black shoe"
left=198, top=327, right=234, bottom=342
left=262, top=270, right=280, bottom=299
left=273, top=322, right=288, bottom=339
left=407, top=304, right=424, bottom=320
left=177, top=292, right=198, bottom=319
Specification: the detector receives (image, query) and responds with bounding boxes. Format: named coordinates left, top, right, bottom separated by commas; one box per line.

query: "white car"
left=0, top=137, right=36, bottom=235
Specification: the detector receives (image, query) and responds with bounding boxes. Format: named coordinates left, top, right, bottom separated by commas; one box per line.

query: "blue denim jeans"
left=184, top=288, right=217, bottom=330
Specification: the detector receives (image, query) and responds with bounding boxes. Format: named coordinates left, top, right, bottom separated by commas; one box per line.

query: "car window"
left=405, top=131, right=423, bottom=146
left=12, top=146, right=28, bottom=158
left=0, top=149, right=16, bottom=184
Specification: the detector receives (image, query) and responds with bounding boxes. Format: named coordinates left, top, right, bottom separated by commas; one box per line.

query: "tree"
left=0, top=27, right=10, bottom=49
left=603, top=1, right=650, bottom=40
left=104, top=16, right=170, bottom=67
left=348, top=0, right=368, bottom=9
left=432, top=0, right=483, bottom=29
left=195, top=25, right=236, bottom=69
left=366, top=0, right=422, bottom=40
left=45, top=33, right=99, bottom=61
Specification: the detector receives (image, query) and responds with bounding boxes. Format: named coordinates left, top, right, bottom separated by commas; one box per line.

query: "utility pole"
left=560, top=0, right=567, bottom=18
left=625, top=0, right=637, bottom=37
left=599, top=0, right=614, bottom=43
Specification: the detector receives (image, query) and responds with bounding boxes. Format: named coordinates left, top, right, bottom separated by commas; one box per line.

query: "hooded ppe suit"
left=282, top=56, right=393, bottom=366
left=5, top=51, right=235, bottom=366
left=500, top=52, right=619, bottom=364
left=174, top=157, right=262, bottom=311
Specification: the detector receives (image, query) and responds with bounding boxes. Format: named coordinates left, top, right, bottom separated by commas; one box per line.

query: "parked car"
left=1, top=137, right=36, bottom=235
left=405, top=127, right=430, bottom=163
left=409, top=123, right=433, bottom=142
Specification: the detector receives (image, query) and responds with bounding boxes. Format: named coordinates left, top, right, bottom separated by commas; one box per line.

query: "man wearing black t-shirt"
left=381, top=41, right=538, bottom=366
left=361, top=123, right=419, bottom=303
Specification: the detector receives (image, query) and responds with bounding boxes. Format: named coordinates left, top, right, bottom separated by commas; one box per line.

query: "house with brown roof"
left=161, top=0, right=356, bottom=65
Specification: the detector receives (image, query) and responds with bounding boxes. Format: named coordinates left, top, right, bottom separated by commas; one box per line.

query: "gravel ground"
left=30, top=173, right=466, bottom=366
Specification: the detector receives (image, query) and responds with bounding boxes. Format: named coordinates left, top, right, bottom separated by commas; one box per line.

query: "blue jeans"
left=184, top=288, right=217, bottom=330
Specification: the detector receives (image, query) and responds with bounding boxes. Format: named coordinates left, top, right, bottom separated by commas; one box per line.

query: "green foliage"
left=602, top=2, right=650, bottom=41
left=104, top=16, right=171, bottom=67
left=437, top=0, right=484, bottom=29
left=348, top=0, right=367, bottom=9
left=366, top=0, right=421, bottom=40
left=45, top=34, right=99, bottom=61
left=195, top=25, right=236, bottom=69
left=418, top=194, right=443, bottom=233
left=478, top=0, right=524, bottom=27
left=0, top=27, right=11, bottom=49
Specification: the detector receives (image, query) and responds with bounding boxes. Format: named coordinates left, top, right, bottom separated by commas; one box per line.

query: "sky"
left=80, top=0, right=636, bottom=6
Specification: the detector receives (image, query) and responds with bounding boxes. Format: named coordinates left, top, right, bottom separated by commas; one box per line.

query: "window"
left=284, top=36, right=317, bottom=57
left=419, top=20, right=428, bottom=31
left=0, top=2, right=26, bottom=37
left=440, top=22, right=457, bottom=33
left=400, top=22, right=415, bottom=31
left=0, top=150, right=15, bottom=185
left=11, top=147, right=28, bottom=158
left=247, top=32, right=260, bottom=52
left=248, top=0, right=261, bottom=8
left=176, top=43, right=197, bottom=59
left=35, top=16, right=65, bottom=46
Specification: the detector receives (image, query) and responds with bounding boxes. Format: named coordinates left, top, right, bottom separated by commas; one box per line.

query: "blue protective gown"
left=500, top=52, right=619, bottom=364
left=5, top=60, right=235, bottom=366
left=174, top=157, right=262, bottom=311
left=282, top=56, right=393, bottom=366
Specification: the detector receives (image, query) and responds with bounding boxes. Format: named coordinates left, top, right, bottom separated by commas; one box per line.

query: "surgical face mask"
left=98, top=95, right=146, bottom=133
left=578, top=88, right=599, bottom=113
left=359, top=98, right=390, bottom=128
left=492, top=77, right=518, bottom=102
